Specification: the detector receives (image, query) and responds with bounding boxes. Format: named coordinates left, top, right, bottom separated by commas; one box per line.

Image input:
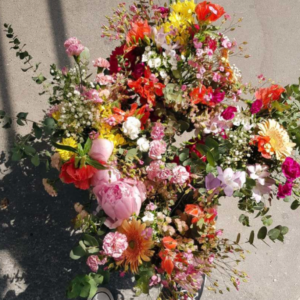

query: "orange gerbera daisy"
left=117, top=219, right=154, bottom=273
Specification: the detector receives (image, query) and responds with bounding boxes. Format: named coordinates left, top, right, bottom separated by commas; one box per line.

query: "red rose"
left=195, top=1, right=225, bottom=23
left=59, top=158, right=98, bottom=190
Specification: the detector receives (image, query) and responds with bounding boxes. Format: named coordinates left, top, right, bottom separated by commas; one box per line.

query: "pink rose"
left=151, top=122, right=165, bottom=140
left=91, top=167, right=121, bottom=187
left=146, top=160, right=171, bottom=181
left=250, top=99, right=263, bottom=114
left=93, top=179, right=146, bottom=229
left=103, top=232, right=128, bottom=258
left=89, top=139, right=114, bottom=163
left=96, top=73, right=115, bottom=85
left=149, top=140, right=167, bottom=160
left=93, top=57, right=110, bottom=69
left=171, top=166, right=190, bottom=185
left=86, top=255, right=101, bottom=273
left=282, top=157, right=300, bottom=182
left=277, top=182, right=293, bottom=199
left=221, top=106, right=237, bottom=120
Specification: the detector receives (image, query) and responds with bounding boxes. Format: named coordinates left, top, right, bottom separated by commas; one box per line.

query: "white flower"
left=247, top=164, right=275, bottom=202
left=122, top=117, right=141, bottom=140
left=137, top=136, right=150, bottom=152
left=142, top=211, right=154, bottom=224
left=160, top=70, right=168, bottom=79
left=154, top=57, right=162, bottom=68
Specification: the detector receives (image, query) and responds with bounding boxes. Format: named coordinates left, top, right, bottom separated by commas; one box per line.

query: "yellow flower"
left=56, top=138, right=77, bottom=161
left=52, top=111, right=61, bottom=121
left=117, top=219, right=154, bottom=273
left=258, top=119, right=296, bottom=161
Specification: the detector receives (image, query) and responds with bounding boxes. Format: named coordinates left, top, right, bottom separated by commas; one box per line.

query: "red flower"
left=162, top=236, right=177, bottom=250
left=195, top=1, right=225, bottom=23
left=185, top=204, right=217, bottom=224
left=190, top=86, right=214, bottom=106
left=159, top=250, right=174, bottom=275
left=59, top=158, right=97, bottom=190
left=126, top=20, right=151, bottom=46
left=255, top=85, right=285, bottom=110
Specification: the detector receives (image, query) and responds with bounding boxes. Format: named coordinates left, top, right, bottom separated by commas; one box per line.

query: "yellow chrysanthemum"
left=117, top=219, right=154, bottom=273
left=163, top=0, right=196, bottom=45
left=56, top=137, right=77, bottom=161
left=258, top=119, right=296, bottom=161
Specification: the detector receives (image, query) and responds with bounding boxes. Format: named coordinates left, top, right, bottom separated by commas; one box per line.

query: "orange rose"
left=255, top=85, right=285, bottom=110
left=126, top=20, right=151, bottom=46
left=195, top=1, right=225, bottom=23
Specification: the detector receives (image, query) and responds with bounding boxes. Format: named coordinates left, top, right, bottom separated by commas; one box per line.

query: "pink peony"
left=151, top=122, right=165, bottom=140
left=171, top=166, right=190, bottom=185
left=221, top=106, right=237, bottom=120
left=96, top=73, right=115, bottom=85
left=89, top=139, right=114, bottom=163
left=282, top=157, right=300, bottom=182
left=149, top=140, right=167, bottom=160
left=146, top=160, right=171, bottom=181
left=277, top=182, right=293, bottom=199
left=64, top=37, right=85, bottom=57
left=103, top=232, right=128, bottom=258
left=91, top=167, right=121, bottom=187
left=86, top=255, right=101, bottom=273
left=93, top=179, right=146, bottom=228
left=250, top=99, right=263, bottom=114
left=93, top=57, right=110, bottom=69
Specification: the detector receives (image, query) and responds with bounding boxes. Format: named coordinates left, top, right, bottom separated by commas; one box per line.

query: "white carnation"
left=137, top=136, right=150, bottom=152
left=122, top=117, right=141, bottom=140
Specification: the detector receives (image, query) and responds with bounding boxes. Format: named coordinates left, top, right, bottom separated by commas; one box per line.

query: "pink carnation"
left=171, top=166, right=190, bottom=185
left=103, top=232, right=128, bottom=258
left=64, top=37, right=85, bottom=57
left=64, top=37, right=80, bottom=49
left=250, top=99, right=263, bottom=114
left=146, top=160, right=171, bottom=181
left=86, top=255, right=101, bottom=273
left=96, top=73, right=115, bottom=85
left=282, top=157, right=300, bottom=182
left=149, top=140, right=167, bottom=160
left=93, top=179, right=146, bottom=228
left=277, top=182, right=293, bottom=199
left=221, top=106, right=237, bottom=120
left=93, top=58, right=110, bottom=69
left=151, top=122, right=165, bottom=140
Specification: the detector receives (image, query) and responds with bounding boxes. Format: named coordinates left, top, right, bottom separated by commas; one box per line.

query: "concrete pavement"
left=1, top=1, right=300, bottom=299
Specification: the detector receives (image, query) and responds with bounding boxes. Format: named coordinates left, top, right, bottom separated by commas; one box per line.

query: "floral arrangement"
left=2, top=0, right=300, bottom=299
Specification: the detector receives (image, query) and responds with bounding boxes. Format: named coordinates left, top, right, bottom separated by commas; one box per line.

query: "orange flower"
left=126, top=20, right=151, bottom=46
left=117, top=219, right=154, bottom=273
left=185, top=204, right=217, bottom=224
left=255, top=85, right=285, bottom=110
left=250, top=136, right=273, bottom=159
left=190, top=86, right=213, bottom=106
left=159, top=250, right=174, bottom=275
left=162, top=236, right=177, bottom=250
left=195, top=1, right=225, bottom=23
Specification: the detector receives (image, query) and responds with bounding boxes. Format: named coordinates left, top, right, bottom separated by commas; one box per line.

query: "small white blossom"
left=122, top=117, right=141, bottom=140
left=137, top=136, right=150, bottom=152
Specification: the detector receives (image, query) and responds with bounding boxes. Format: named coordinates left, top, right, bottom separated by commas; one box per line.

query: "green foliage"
left=268, top=225, right=289, bottom=242
left=257, top=226, right=267, bottom=240
left=238, top=214, right=250, bottom=227
left=262, top=215, right=273, bottom=227
left=135, top=265, right=154, bottom=296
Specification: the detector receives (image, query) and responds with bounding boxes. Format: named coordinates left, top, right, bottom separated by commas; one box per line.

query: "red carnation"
left=59, top=158, right=98, bottom=190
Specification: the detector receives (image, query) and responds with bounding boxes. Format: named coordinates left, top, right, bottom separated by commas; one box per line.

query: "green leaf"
left=82, top=234, right=99, bottom=247
left=83, top=138, right=92, bottom=154
left=33, top=122, right=42, bottom=139
left=86, top=158, right=106, bottom=170
left=2, top=116, right=12, bottom=128
left=0, top=110, right=6, bottom=118
left=291, top=200, right=300, bottom=210
left=43, top=118, right=56, bottom=135
left=125, top=148, right=138, bottom=161
left=196, top=144, right=209, bottom=156
left=281, top=226, right=289, bottom=235
left=249, top=230, right=255, bottom=245
left=11, top=150, right=22, bottom=161
left=257, top=226, right=267, bottom=240
left=262, top=215, right=273, bottom=227
left=205, top=137, right=219, bottom=160
left=17, top=119, right=25, bottom=126
left=91, top=274, right=104, bottom=285
left=32, top=73, right=46, bottom=84
left=268, top=228, right=281, bottom=241
left=239, top=214, right=250, bottom=227
left=235, top=233, right=241, bottom=244
left=70, top=245, right=86, bottom=260
left=17, top=112, right=28, bottom=120
left=179, top=148, right=189, bottom=162
left=31, top=154, right=40, bottom=166
left=52, top=141, right=77, bottom=153
left=206, top=151, right=215, bottom=167
left=23, top=145, right=36, bottom=155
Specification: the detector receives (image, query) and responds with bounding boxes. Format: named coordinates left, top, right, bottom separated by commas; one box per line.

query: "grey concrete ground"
left=1, top=0, right=300, bottom=299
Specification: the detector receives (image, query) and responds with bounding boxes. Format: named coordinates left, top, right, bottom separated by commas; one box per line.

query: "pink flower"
left=171, top=166, right=190, bottom=185
left=89, top=139, right=114, bottom=163
left=282, top=157, right=300, bottom=182
left=96, top=73, right=115, bottom=85
left=221, top=106, right=237, bottom=120
left=84, top=89, right=103, bottom=103
left=86, top=255, right=101, bottom=273
left=277, top=182, right=293, bottom=199
left=193, top=38, right=203, bottom=49
left=211, top=89, right=225, bottom=105
left=61, top=67, right=68, bottom=76
left=151, top=122, right=165, bottom=140
left=213, top=72, right=221, bottom=82
left=250, top=99, right=263, bottom=114
left=99, top=89, right=110, bottom=99
left=146, top=202, right=157, bottom=211
left=63, top=38, right=85, bottom=57
left=64, top=37, right=81, bottom=49
left=146, top=160, right=171, bottom=181
left=149, top=274, right=161, bottom=287
left=149, top=140, right=167, bottom=160
left=93, top=57, right=110, bottom=69
left=91, top=167, right=121, bottom=187
left=103, top=232, right=128, bottom=258
left=93, top=179, right=146, bottom=228
left=141, top=228, right=153, bottom=240
left=89, top=131, right=99, bottom=140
